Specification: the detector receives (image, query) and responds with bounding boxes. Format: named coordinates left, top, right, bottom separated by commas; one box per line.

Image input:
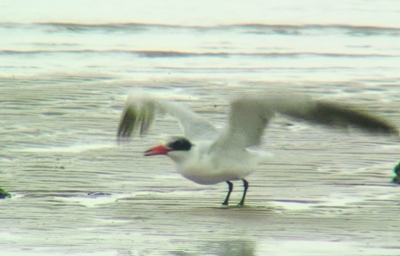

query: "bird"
left=117, top=91, right=398, bottom=206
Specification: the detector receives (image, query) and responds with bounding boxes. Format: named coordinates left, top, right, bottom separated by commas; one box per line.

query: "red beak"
left=144, top=145, right=171, bottom=156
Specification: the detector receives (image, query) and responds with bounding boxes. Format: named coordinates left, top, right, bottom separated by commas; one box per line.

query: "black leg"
left=222, top=181, right=233, bottom=205
left=238, top=179, right=249, bottom=206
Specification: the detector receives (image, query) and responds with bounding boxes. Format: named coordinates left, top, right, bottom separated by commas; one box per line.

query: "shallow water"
left=1, top=1, right=400, bottom=255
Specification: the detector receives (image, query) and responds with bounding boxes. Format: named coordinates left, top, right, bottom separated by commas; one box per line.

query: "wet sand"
left=1, top=80, right=400, bottom=255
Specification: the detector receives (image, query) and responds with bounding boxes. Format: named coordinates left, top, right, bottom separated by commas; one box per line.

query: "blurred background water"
left=1, top=1, right=400, bottom=255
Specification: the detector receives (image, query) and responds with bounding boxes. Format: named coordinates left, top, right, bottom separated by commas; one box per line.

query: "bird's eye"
left=170, top=140, right=182, bottom=149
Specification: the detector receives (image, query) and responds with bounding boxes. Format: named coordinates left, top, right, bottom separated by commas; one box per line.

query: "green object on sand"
left=392, top=162, right=400, bottom=184
left=0, top=187, right=11, bottom=199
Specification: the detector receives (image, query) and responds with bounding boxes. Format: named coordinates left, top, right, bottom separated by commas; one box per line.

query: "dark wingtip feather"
left=314, top=101, right=399, bottom=136
left=117, top=107, right=138, bottom=142
left=116, top=99, right=156, bottom=143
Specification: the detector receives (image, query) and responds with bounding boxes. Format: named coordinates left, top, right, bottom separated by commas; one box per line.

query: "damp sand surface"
left=1, top=81, right=400, bottom=256
left=1, top=1, right=400, bottom=255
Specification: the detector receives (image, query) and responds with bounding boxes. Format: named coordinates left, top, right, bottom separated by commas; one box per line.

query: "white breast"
left=168, top=143, right=263, bottom=185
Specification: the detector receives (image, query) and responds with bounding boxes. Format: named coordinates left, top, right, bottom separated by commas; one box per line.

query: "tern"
left=117, top=92, right=398, bottom=206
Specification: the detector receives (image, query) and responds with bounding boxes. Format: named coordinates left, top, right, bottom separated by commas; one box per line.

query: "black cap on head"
left=167, top=137, right=193, bottom=151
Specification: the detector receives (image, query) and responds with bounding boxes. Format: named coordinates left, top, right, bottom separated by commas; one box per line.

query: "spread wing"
left=117, top=93, right=218, bottom=141
left=211, top=94, right=398, bottom=150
